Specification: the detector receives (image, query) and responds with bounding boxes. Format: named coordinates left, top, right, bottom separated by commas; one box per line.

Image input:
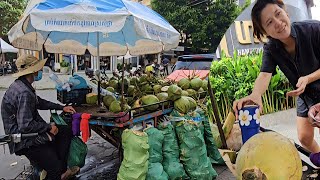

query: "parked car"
left=171, top=54, right=216, bottom=72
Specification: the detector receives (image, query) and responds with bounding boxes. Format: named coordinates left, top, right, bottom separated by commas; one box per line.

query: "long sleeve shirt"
left=1, top=77, right=64, bottom=154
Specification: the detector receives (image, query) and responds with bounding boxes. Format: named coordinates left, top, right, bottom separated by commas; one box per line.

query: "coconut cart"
left=207, top=80, right=319, bottom=179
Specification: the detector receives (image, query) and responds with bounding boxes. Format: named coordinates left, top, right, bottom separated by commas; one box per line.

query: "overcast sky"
left=312, top=0, right=320, bottom=20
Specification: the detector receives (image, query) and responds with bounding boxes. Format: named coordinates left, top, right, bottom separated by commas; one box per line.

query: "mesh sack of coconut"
left=158, top=122, right=188, bottom=180
left=144, top=127, right=164, bottom=163
left=146, top=162, right=169, bottom=180
left=117, top=129, right=149, bottom=180
left=195, top=108, right=225, bottom=165
left=175, top=121, right=217, bottom=179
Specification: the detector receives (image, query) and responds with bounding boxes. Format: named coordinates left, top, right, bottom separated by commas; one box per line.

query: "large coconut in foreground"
left=235, top=132, right=302, bottom=180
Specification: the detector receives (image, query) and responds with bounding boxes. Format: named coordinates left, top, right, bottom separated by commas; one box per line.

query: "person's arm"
left=36, top=96, right=64, bottom=110
left=17, top=92, right=51, bottom=133
left=251, top=72, right=273, bottom=97
left=233, top=72, right=272, bottom=112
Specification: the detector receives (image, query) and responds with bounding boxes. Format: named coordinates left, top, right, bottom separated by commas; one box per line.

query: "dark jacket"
left=1, top=77, right=64, bottom=154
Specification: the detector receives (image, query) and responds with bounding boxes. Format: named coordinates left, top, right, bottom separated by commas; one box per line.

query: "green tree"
left=151, top=0, right=249, bottom=52
left=0, top=0, right=27, bottom=38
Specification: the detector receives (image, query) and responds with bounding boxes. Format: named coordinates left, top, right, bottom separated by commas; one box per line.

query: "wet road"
left=0, top=90, right=119, bottom=180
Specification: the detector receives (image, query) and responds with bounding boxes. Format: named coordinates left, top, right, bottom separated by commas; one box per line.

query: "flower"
left=253, top=108, right=261, bottom=124
left=239, top=110, right=252, bottom=126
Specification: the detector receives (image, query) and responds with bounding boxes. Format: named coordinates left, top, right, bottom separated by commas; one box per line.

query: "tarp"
left=0, top=38, right=18, bottom=53
left=166, top=70, right=209, bottom=82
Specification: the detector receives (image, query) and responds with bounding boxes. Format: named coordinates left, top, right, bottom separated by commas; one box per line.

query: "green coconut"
left=86, top=93, right=98, bottom=104
left=109, top=101, right=122, bottom=113
left=141, top=95, right=160, bottom=111
left=178, top=78, right=190, bottom=90
left=109, top=80, right=118, bottom=90
left=168, top=85, right=182, bottom=101
left=161, top=86, right=169, bottom=92
left=130, top=76, right=139, bottom=86
left=156, top=92, right=169, bottom=106
left=106, top=87, right=115, bottom=93
left=127, top=85, right=136, bottom=96
left=202, top=80, right=208, bottom=91
left=153, top=85, right=162, bottom=94
left=190, top=77, right=203, bottom=91
left=101, top=82, right=109, bottom=89
left=185, top=96, right=197, bottom=111
left=139, top=74, right=149, bottom=83
left=141, top=84, right=153, bottom=94
left=198, top=87, right=206, bottom=98
left=103, top=95, right=117, bottom=107
left=174, top=96, right=190, bottom=114
left=181, top=90, right=189, bottom=96
left=187, top=89, right=197, bottom=99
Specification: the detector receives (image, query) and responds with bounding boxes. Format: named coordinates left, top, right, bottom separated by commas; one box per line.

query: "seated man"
left=1, top=55, right=77, bottom=180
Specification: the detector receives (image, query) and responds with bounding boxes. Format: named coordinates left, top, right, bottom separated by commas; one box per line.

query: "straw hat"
left=12, top=55, right=47, bottom=78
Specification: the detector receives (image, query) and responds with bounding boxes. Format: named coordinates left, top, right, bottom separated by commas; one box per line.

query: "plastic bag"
left=67, top=136, right=88, bottom=168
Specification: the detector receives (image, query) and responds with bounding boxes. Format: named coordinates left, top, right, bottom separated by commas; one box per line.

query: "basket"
left=57, top=88, right=92, bottom=105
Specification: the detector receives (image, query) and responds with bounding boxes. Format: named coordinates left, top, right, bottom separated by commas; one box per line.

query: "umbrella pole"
left=121, top=57, right=125, bottom=111
left=97, top=32, right=101, bottom=106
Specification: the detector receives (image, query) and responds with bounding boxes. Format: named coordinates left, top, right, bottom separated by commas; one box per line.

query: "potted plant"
left=60, top=61, right=69, bottom=74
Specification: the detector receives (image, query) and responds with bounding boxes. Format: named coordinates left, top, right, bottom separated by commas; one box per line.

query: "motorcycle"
left=0, top=133, right=47, bottom=180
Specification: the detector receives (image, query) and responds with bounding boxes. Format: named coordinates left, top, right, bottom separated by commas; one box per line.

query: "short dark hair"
left=251, top=0, right=285, bottom=41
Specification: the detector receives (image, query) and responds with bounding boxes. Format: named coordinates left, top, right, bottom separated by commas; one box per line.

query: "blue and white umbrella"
left=8, top=0, right=180, bottom=57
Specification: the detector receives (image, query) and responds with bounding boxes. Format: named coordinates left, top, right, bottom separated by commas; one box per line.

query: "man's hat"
left=12, top=55, right=46, bottom=78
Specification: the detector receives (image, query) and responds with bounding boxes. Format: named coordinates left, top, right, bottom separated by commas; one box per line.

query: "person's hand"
left=63, top=106, right=76, bottom=114
left=233, top=93, right=263, bottom=120
left=50, top=124, right=59, bottom=135
left=287, top=76, right=309, bottom=97
left=308, top=103, right=320, bottom=127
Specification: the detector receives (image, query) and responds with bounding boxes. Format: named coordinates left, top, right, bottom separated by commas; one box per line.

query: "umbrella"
left=8, top=0, right=180, bottom=107
left=0, top=38, right=18, bottom=53
left=8, top=0, right=180, bottom=59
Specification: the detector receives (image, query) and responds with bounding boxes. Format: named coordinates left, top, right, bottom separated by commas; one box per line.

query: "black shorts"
left=297, top=96, right=316, bottom=117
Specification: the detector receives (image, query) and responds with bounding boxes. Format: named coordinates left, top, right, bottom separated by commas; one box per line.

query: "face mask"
left=34, top=71, right=43, bottom=81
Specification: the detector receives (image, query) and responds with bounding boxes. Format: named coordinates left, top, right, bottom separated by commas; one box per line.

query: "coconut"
left=161, top=86, right=169, bottom=92
left=130, top=76, right=139, bottom=86
left=168, top=85, right=182, bottom=101
left=174, top=96, right=190, bottom=114
left=86, top=93, right=98, bottom=104
left=156, top=92, right=169, bottom=106
left=141, top=84, right=153, bottom=94
left=141, top=95, right=160, bottom=111
left=190, top=78, right=203, bottom=91
left=109, top=80, right=118, bottom=90
left=103, top=95, right=116, bottom=107
left=101, top=82, right=109, bottom=89
left=139, top=74, right=149, bottom=83
left=109, top=101, right=122, bottom=113
left=202, top=80, right=208, bottom=91
left=106, top=87, right=115, bottom=93
left=235, top=132, right=302, bottom=179
left=153, top=85, right=162, bottom=94
left=127, top=85, right=136, bottom=96
left=186, top=89, right=197, bottom=99
left=181, top=90, right=189, bottom=96
left=185, top=96, right=197, bottom=111
left=178, top=78, right=190, bottom=90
